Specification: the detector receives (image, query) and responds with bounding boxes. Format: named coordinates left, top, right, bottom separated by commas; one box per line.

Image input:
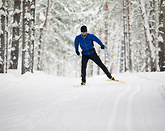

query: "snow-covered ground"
left=0, top=71, right=165, bottom=131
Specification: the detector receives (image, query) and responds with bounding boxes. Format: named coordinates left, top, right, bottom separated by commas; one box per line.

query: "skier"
left=74, top=25, right=115, bottom=85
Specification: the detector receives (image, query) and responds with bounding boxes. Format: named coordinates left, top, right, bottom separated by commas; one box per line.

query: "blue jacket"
left=74, top=33, right=103, bottom=55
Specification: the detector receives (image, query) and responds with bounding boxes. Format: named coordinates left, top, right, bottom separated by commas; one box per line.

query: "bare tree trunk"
left=122, top=0, right=127, bottom=72
left=0, top=0, right=7, bottom=73
left=162, top=0, right=165, bottom=71
left=138, top=0, right=155, bottom=72
left=122, top=0, right=132, bottom=72
left=149, top=0, right=159, bottom=71
left=97, top=28, right=101, bottom=75
left=88, top=61, right=93, bottom=77
left=104, top=2, right=108, bottom=65
left=9, top=0, right=21, bottom=69
left=37, top=0, right=49, bottom=71
left=22, top=0, right=35, bottom=74
left=119, top=1, right=125, bottom=73
left=159, top=0, right=165, bottom=71
left=30, top=0, right=35, bottom=73
left=154, top=0, right=159, bottom=71
left=127, top=0, right=132, bottom=72
left=120, top=41, right=125, bottom=72
left=22, top=0, right=27, bottom=74
left=5, top=1, right=8, bottom=73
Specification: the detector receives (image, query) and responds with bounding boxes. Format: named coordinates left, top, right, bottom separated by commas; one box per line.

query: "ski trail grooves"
left=125, top=83, right=147, bottom=131
left=107, top=85, right=131, bottom=130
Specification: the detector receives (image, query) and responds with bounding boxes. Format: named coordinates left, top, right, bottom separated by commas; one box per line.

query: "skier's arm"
left=91, top=34, right=103, bottom=46
left=74, top=36, right=80, bottom=55
left=91, top=34, right=105, bottom=49
left=74, top=36, right=79, bottom=52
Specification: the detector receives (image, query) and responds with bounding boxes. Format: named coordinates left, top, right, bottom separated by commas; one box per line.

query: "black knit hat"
left=81, top=25, right=87, bottom=32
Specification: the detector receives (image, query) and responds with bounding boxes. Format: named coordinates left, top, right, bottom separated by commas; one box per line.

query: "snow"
left=25, top=12, right=33, bottom=20
left=0, top=71, right=165, bottom=131
left=158, top=35, right=163, bottom=43
left=14, top=9, right=22, bottom=14
left=0, top=29, right=3, bottom=35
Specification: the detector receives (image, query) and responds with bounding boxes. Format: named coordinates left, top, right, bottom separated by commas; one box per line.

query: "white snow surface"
left=0, top=71, right=165, bottom=131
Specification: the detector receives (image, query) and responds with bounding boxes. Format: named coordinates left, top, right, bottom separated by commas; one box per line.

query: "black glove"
left=76, top=51, right=80, bottom=56
left=101, top=44, right=105, bottom=49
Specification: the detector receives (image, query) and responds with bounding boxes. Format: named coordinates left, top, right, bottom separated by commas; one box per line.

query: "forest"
left=0, top=0, right=165, bottom=77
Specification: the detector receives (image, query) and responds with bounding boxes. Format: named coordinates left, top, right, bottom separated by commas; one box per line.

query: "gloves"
left=76, top=51, right=80, bottom=56
left=101, top=44, right=105, bottom=49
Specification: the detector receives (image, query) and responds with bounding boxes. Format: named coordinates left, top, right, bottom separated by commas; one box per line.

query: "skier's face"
left=81, top=32, right=87, bottom=37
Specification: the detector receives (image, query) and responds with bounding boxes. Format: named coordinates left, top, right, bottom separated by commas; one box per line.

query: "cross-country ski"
left=106, top=79, right=125, bottom=83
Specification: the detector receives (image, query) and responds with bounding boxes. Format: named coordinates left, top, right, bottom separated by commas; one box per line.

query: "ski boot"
left=109, top=76, right=115, bottom=81
left=81, top=82, right=86, bottom=86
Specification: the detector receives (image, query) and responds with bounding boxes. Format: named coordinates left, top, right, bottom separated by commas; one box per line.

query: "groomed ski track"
left=0, top=72, right=165, bottom=131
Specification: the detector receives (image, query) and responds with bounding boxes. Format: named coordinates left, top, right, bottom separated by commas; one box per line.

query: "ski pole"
left=104, top=49, right=114, bottom=59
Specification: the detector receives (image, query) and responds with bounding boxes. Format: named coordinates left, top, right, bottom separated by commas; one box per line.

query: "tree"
left=120, top=0, right=128, bottom=72
left=159, top=0, right=165, bottom=71
left=149, top=0, right=159, bottom=71
left=22, top=0, right=35, bottom=74
left=9, top=0, right=21, bottom=69
left=121, top=0, right=132, bottom=72
left=137, top=0, right=156, bottom=71
left=30, top=0, right=35, bottom=73
left=37, top=0, right=49, bottom=71
left=104, top=2, right=108, bottom=65
left=0, top=0, right=8, bottom=73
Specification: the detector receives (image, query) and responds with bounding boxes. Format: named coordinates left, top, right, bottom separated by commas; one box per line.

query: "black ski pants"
left=81, top=52, right=112, bottom=83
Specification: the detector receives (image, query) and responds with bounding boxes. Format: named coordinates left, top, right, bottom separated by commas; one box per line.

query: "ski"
left=73, top=85, right=87, bottom=87
left=73, top=84, right=91, bottom=87
left=106, top=79, right=125, bottom=83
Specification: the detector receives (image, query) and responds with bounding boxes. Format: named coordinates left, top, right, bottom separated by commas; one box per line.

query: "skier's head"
left=81, top=25, right=87, bottom=37
left=81, top=25, right=87, bottom=32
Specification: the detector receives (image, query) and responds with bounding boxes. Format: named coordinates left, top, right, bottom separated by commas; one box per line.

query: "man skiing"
left=74, top=25, right=115, bottom=85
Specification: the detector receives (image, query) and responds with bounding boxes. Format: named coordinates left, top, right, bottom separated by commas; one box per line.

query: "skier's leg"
left=81, top=55, right=89, bottom=83
left=90, top=52, right=114, bottom=79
